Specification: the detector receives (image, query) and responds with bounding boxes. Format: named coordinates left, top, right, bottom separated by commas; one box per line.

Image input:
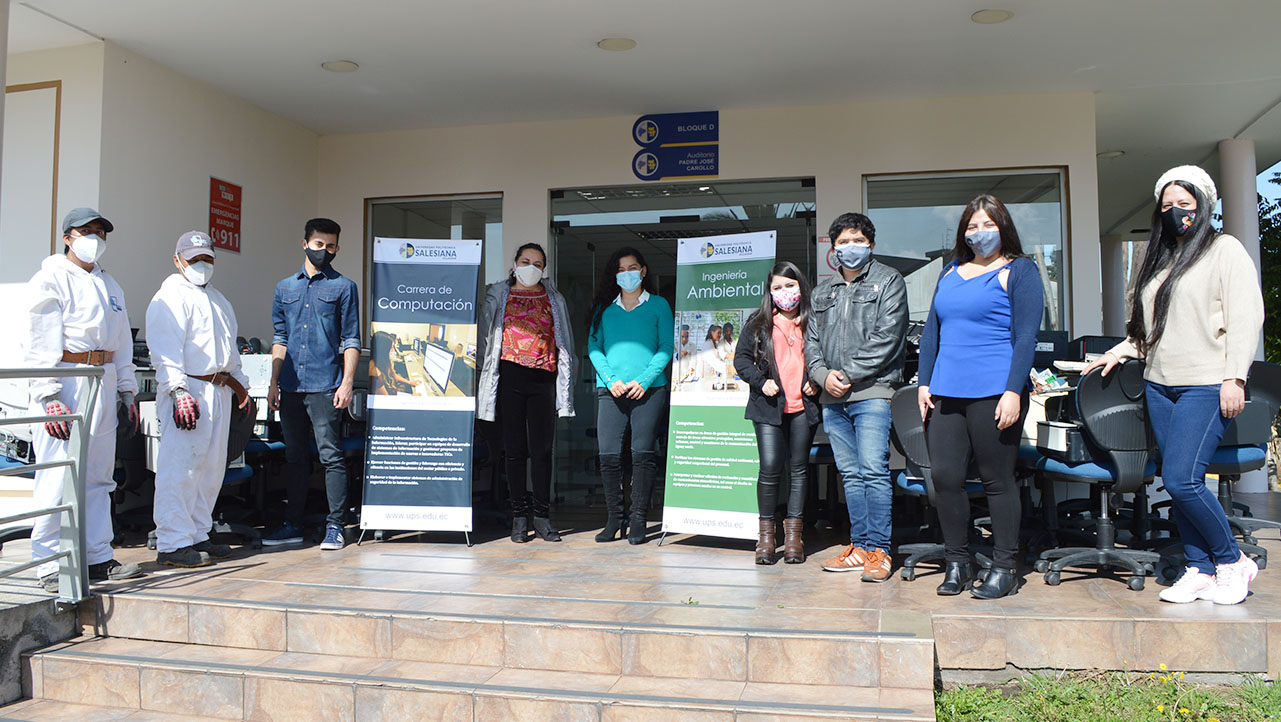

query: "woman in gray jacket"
left=476, top=243, right=576, bottom=543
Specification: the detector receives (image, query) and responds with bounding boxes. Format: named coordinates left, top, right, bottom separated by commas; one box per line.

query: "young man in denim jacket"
left=264, top=218, right=361, bottom=551
left=803, top=213, right=909, bottom=582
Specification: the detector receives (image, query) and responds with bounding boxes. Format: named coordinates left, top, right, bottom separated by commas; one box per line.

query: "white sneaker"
left=1210, top=554, right=1259, bottom=605
left=1158, top=567, right=1216, bottom=604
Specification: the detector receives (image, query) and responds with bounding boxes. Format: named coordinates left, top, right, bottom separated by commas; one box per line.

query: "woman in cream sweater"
left=1086, top=165, right=1264, bottom=606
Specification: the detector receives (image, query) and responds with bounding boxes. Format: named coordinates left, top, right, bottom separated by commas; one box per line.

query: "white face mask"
left=183, top=260, right=214, bottom=286
left=70, top=234, right=105, bottom=264
left=513, top=264, right=543, bottom=286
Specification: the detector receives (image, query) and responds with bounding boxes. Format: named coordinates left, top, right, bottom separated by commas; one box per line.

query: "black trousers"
left=753, top=411, right=815, bottom=519
left=498, top=360, right=557, bottom=516
left=926, top=393, right=1026, bottom=569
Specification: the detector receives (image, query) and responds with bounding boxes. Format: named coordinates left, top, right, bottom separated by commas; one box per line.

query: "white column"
left=0, top=0, right=9, bottom=204
left=1218, top=138, right=1268, bottom=492
left=1099, top=234, right=1127, bottom=336
left=1218, top=138, right=1262, bottom=282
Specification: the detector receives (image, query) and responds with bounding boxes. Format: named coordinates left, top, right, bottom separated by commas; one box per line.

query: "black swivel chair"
left=1190, top=360, right=1280, bottom=567
left=1029, top=362, right=1161, bottom=590
left=889, top=385, right=990, bottom=581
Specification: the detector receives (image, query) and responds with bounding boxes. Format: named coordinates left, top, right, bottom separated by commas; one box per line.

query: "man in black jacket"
left=803, top=213, right=909, bottom=582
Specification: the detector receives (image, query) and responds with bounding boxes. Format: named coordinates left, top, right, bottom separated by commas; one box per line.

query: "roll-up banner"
left=662, top=231, right=776, bottom=541
left=361, top=237, right=481, bottom=532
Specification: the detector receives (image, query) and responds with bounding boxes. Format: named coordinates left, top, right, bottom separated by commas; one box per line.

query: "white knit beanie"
left=1154, top=165, right=1217, bottom=209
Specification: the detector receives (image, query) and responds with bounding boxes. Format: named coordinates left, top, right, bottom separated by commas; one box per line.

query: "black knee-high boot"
left=595, top=454, right=627, bottom=542
left=628, top=452, right=657, bottom=545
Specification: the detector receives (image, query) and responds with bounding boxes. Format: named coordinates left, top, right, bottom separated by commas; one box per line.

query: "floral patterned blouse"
left=501, top=287, right=557, bottom=372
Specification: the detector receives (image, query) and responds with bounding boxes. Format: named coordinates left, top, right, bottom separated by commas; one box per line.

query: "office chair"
left=1030, top=362, right=1160, bottom=590
left=889, top=385, right=990, bottom=581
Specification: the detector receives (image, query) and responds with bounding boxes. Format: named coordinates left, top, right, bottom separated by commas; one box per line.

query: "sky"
left=1261, top=158, right=1281, bottom=201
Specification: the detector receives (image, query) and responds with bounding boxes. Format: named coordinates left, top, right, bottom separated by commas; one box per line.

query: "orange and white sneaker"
left=821, top=544, right=867, bottom=572
left=861, top=548, right=892, bottom=583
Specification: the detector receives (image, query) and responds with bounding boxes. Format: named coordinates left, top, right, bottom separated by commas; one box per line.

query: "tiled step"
left=0, top=698, right=228, bottom=721
left=21, top=636, right=937, bottom=721
left=83, top=585, right=935, bottom=689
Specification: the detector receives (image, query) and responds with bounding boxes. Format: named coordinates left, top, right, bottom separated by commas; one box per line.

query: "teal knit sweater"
left=587, top=294, right=675, bottom=390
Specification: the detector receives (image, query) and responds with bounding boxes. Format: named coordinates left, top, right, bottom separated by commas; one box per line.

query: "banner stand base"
left=355, top=528, right=472, bottom=547
left=657, top=531, right=669, bottom=547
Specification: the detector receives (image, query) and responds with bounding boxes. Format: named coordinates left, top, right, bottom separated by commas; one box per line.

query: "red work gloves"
left=172, top=389, right=201, bottom=431
left=118, top=391, right=140, bottom=439
left=43, top=399, right=71, bottom=440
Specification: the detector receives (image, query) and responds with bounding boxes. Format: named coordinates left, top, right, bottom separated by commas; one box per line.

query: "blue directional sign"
left=632, top=111, right=719, bottom=148
left=632, top=146, right=718, bottom=181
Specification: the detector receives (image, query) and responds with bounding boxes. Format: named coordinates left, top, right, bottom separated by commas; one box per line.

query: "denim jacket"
left=271, top=265, right=361, bottom=393
left=803, top=260, right=909, bottom=404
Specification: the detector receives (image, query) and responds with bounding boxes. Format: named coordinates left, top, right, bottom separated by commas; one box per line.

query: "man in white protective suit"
left=145, top=231, right=252, bottom=568
left=26, top=207, right=145, bottom=592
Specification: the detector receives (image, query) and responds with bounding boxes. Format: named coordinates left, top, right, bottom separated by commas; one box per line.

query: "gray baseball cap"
left=175, top=230, right=216, bottom=260
left=61, top=207, right=114, bottom=235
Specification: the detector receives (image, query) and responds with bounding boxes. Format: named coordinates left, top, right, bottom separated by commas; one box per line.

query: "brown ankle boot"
left=755, top=519, right=777, bottom=565
left=782, top=518, right=805, bottom=564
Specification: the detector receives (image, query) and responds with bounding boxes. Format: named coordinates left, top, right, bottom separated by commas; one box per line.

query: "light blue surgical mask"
left=965, top=229, right=1002, bottom=258
left=834, top=243, right=872, bottom=271
left=617, top=270, right=643, bottom=292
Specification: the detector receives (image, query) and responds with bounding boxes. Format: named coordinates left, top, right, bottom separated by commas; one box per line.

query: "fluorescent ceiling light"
left=1096, top=150, right=1126, bottom=159
left=597, top=38, right=637, bottom=51
left=321, top=60, right=359, bottom=73
left=970, top=9, right=1013, bottom=24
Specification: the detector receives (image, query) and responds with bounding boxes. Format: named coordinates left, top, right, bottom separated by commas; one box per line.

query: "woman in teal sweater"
left=587, top=247, right=674, bottom=544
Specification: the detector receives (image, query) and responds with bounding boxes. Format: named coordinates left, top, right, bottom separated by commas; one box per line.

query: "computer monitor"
left=466, top=344, right=477, bottom=360
left=419, top=342, right=456, bottom=393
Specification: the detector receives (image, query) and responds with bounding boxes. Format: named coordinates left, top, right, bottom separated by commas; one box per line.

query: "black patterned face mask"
left=1161, top=207, right=1196, bottom=237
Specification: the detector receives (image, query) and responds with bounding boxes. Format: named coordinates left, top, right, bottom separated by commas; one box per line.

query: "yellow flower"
left=1210, top=717, right=1220, bottom=722
left=1159, top=663, right=1168, bottom=670
left=1157, top=704, right=1165, bottom=713
left=1180, top=709, right=1190, bottom=715
left=1160, top=676, right=1170, bottom=683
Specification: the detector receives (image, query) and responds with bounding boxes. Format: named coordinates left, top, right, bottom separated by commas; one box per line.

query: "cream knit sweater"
left=1110, top=234, right=1264, bottom=386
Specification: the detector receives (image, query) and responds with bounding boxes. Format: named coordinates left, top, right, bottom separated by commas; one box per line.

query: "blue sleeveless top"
left=928, top=264, right=1012, bottom=398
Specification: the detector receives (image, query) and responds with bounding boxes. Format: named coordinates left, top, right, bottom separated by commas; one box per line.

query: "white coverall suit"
left=25, top=254, right=138, bottom=578
left=145, top=273, right=248, bottom=554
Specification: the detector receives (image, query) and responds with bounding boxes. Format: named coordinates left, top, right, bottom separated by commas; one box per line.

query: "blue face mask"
left=616, top=270, right=643, bottom=292
left=965, top=229, right=1002, bottom=258
left=834, top=243, right=872, bottom=270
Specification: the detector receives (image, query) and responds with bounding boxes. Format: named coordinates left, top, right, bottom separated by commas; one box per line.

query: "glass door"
left=549, top=178, right=817, bottom=515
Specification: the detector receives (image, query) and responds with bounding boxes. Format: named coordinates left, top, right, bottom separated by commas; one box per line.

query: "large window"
left=864, top=169, right=1067, bottom=330
left=365, top=194, right=503, bottom=322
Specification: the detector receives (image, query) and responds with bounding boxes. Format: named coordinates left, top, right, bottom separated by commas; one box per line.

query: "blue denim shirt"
left=272, top=265, right=361, bottom=393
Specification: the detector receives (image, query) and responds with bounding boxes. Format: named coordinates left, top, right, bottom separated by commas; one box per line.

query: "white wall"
left=318, top=92, right=1102, bottom=335
left=97, top=42, right=319, bottom=340
left=2, top=42, right=105, bottom=276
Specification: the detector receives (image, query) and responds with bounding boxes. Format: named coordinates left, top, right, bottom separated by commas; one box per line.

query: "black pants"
left=754, top=411, right=815, bottom=519
left=280, top=390, right=348, bottom=527
left=498, top=360, right=557, bottom=516
left=927, top=393, right=1026, bottom=569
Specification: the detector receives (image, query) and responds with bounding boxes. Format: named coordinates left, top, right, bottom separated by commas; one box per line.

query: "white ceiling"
left=9, top=0, right=1281, bottom=235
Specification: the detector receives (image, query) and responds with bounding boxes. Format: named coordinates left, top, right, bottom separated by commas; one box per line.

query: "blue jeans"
left=280, top=390, right=349, bottom=527
left=823, top=398, right=893, bottom=551
left=1146, top=382, right=1239, bottom=575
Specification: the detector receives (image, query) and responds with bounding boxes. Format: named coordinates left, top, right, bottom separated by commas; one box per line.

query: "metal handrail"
left=0, top=365, right=103, bottom=603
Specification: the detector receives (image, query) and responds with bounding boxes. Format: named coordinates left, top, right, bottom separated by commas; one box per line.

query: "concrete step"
left=83, top=583, right=935, bottom=690
left=21, top=636, right=937, bottom=721
left=0, top=698, right=228, bottom=721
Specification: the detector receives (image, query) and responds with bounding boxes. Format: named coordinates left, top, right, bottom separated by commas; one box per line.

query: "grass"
left=936, top=668, right=1281, bottom=722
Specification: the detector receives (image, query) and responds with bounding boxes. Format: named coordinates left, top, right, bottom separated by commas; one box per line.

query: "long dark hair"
left=743, top=261, right=813, bottom=364
left=704, top=324, right=722, bottom=343
left=507, top=242, right=547, bottom=285
left=1125, top=180, right=1219, bottom=355
left=952, top=194, right=1026, bottom=264
left=587, top=246, right=656, bottom=335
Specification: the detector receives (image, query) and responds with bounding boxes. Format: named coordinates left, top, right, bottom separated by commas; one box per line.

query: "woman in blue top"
left=917, top=194, right=1045, bottom=600
left=587, top=247, right=675, bottom=545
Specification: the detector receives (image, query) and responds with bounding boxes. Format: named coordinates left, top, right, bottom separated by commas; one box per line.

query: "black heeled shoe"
left=970, top=567, right=1019, bottom=599
left=628, top=514, right=648, bottom=545
left=510, top=516, right=530, bottom=543
left=532, top=516, right=562, bottom=542
left=936, top=561, right=973, bottom=596
left=595, top=515, right=627, bottom=542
